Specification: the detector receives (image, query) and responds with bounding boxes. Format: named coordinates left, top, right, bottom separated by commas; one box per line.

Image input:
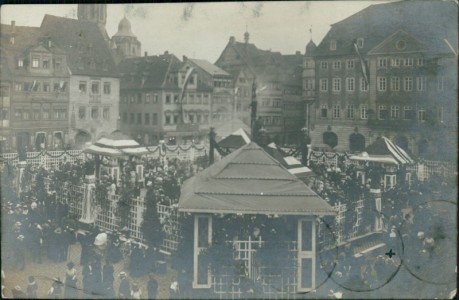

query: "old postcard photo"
left=0, top=1, right=457, bottom=299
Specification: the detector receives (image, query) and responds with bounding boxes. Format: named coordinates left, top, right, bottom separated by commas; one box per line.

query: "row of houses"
left=1, top=1, right=457, bottom=161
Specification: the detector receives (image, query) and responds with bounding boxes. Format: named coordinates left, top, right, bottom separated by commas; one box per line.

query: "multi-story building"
left=183, top=57, right=236, bottom=136
left=41, top=14, right=120, bottom=147
left=118, top=52, right=213, bottom=145
left=215, top=32, right=305, bottom=144
left=0, top=21, right=71, bottom=152
left=306, top=0, right=457, bottom=159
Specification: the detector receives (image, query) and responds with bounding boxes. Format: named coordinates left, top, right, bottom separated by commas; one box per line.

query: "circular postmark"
left=399, top=199, right=457, bottom=285
left=326, top=207, right=405, bottom=293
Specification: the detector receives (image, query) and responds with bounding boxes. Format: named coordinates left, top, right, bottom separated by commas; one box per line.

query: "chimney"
left=164, top=50, right=169, bottom=55
left=183, top=55, right=188, bottom=62
left=11, top=21, right=15, bottom=32
left=144, top=51, right=148, bottom=57
left=229, top=36, right=235, bottom=44
left=296, top=51, right=301, bottom=56
left=244, top=31, right=249, bottom=44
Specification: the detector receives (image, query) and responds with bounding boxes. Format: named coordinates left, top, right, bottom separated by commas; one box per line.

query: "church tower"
left=112, top=16, right=141, bottom=59
left=77, top=4, right=109, bottom=41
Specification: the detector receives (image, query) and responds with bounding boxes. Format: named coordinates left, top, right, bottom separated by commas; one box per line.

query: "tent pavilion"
left=83, top=131, right=149, bottom=182
left=178, top=142, right=335, bottom=293
left=349, top=136, right=415, bottom=188
left=264, top=142, right=313, bottom=179
left=217, top=128, right=251, bottom=150
left=214, top=118, right=251, bottom=140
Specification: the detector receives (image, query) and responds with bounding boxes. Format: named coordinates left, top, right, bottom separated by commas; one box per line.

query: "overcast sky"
left=1, top=2, right=391, bottom=62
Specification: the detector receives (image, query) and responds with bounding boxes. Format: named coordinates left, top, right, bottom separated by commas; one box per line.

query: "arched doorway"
left=349, top=133, right=366, bottom=152
left=53, top=132, right=64, bottom=149
left=394, top=135, right=409, bottom=152
left=35, top=132, right=47, bottom=150
left=75, top=130, right=92, bottom=148
left=323, top=131, right=338, bottom=149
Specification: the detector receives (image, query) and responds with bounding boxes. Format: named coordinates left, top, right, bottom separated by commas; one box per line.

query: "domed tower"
left=77, top=4, right=109, bottom=40
left=112, top=16, right=141, bottom=59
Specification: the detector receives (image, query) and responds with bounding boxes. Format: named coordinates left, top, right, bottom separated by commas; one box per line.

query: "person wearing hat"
left=64, top=261, right=78, bottom=299
left=12, top=285, right=27, bottom=299
left=130, top=281, right=142, bottom=299
left=27, top=276, right=38, bottom=298
left=118, top=272, right=130, bottom=299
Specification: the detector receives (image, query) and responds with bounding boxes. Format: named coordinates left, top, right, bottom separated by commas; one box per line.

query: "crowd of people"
left=0, top=154, right=206, bottom=299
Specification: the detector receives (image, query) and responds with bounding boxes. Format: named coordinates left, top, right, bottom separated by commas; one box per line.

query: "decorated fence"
left=1, top=144, right=208, bottom=169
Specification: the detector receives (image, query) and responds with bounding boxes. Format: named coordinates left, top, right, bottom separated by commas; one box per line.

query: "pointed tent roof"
left=265, top=143, right=312, bottom=178
left=83, top=131, right=148, bottom=157
left=350, top=136, right=414, bottom=165
left=217, top=128, right=251, bottom=149
left=178, top=142, right=335, bottom=216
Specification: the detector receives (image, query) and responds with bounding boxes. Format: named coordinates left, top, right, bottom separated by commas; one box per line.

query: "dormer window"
left=18, top=59, right=23, bottom=67
left=32, top=57, right=40, bottom=68
left=357, top=38, right=364, bottom=48
left=330, top=40, right=337, bottom=51
left=42, top=58, right=50, bottom=69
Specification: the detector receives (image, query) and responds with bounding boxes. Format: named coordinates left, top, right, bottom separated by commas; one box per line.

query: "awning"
left=350, top=136, right=414, bottom=165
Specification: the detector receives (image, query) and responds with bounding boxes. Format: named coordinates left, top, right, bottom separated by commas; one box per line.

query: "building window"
left=91, top=82, right=100, bottom=94
left=153, top=94, right=159, bottom=103
left=320, top=79, right=328, bottom=92
left=333, top=61, right=341, bottom=69
left=346, top=78, right=355, bottom=92
left=418, top=108, right=426, bottom=122
left=330, top=40, right=337, bottom=51
left=90, top=107, right=98, bottom=119
left=54, top=58, right=62, bottom=69
left=130, top=113, right=135, bottom=124
left=32, top=81, right=40, bottom=92
left=378, top=105, right=388, bottom=120
left=79, top=81, right=87, bottom=93
left=174, top=94, right=180, bottom=104
left=404, top=57, right=413, bottom=67
left=404, top=106, right=415, bottom=120
left=357, top=38, right=364, bottom=48
left=103, top=107, right=110, bottom=120
left=43, top=110, right=49, bottom=119
left=32, top=57, right=40, bottom=68
left=417, top=57, right=424, bottom=66
left=347, top=105, right=354, bottom=119
left=33, top=109, right=40, bottom=120
left=360, top=105, right=368, bottom=119
left=18, top=59, right=23, bottom=67
left=396, top=40, right=406, bottom=50
left=122, top=112, right=127, bottom=123
left=416, top=77, right=426, bottom=91
left=43, top=82, right=50, bottom=92
left=333, top=105, right=340, bottom=118
left=188, top=94, right=195, bottom=104
left=346, top=60, right=355, bottom=69
left=165, top=114, right=171, bottom=125
left=42, top=58, right=50, bottom=69
left=391, top=58, right=401, bottom=67
left=390, top=77, right=400, bottom=91
left=332, top=78, right=341, bottom=92
left=320, top=61, right=328, bottom=69
left=360, top=78, right=368, bottom=92
left=78, top=107, right=86, bottom=120
left=103, top=82, right=111, bottom=95
left=137, top=113, right=141, bottom=124
left=304, top=79, right=314, bottom=90
left=196, top=94, right=202, bottom=104
left=14, top=109, right=22, bottom=120
left=377, top=77, right=386, bottom=91
left=15, top=83, right=23, bottom=91
left=23, top=110, right=30, bottom=120
left=320, top=105, right=328, bottom=118
left=404, top=77, right=413, bottom=91
left=152, top=113, right=158, bottom=125
left=378, top=58, right=387, bottom=68
left=437, top=76, right=444, bottom=91
left=137, top=93, right=142, bottom=104
left=204, top=114, right=209, bottom=123
left=54, top=109, right=66, bottom=119
left=144, top=113, right=150, bottom=125
left=165, top=94, right=171, bottom=104
left=390, top=105, right=400, bottom=119
left=203, top=94, right=209, bottom=104
left=145, top=94, right=151, bottom=103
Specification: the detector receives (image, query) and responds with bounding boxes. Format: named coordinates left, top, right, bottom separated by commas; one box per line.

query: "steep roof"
left=178, top=142, right=335, bottom=215
left=40, top=14, right=118, bottom=77
left=118, top=54, right=176, bottom=90
left=316, top=0, right=458, bottom=57
left=218, top=128, right=251, bottom=149
left=189, top=58, right=230, bottom=76
left=350, top=136, right=414, bottom=165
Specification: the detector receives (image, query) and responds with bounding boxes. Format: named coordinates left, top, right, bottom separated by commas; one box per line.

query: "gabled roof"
left=178, top=142, right=335, bottom=215
left=350, top=136, right=414, bottom=165
left=40, top=14, right=118, bottom=77
left=188, top=58, right=230, bottom=76
left=316, top=0, right=458, bottom=57
left=84, top=131, right=148, bottom=157
left=218, top=128, right=251, bottom=149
